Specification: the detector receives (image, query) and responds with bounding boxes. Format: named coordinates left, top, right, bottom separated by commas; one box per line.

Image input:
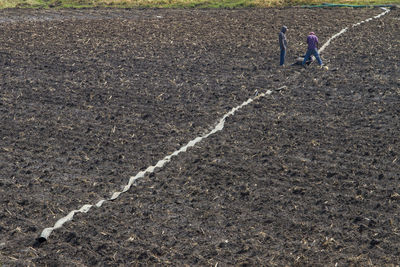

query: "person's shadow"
left=291, top=54, right=314, bottom=66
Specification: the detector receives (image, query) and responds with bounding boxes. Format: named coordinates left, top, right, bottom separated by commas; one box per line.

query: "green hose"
left=301, top=3, right=395, bottom=8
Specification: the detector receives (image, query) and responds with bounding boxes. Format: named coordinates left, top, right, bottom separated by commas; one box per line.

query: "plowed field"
left=1, top=7, right=399, bottom=266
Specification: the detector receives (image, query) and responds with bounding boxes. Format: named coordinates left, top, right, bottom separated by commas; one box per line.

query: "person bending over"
left=302, top=32, right=323, bottom=66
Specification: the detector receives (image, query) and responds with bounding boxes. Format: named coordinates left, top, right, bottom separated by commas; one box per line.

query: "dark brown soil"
left=0, top=7, right=399, bottom=266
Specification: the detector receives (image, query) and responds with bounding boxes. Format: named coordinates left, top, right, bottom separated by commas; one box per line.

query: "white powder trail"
left=38, top=90, right=272, bottom=240
left=37, top=7, right=391, bottom=242
left=320, top=7, right=389, bottom=54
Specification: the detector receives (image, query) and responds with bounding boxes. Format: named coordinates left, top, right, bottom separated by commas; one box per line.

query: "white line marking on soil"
left=38, top=7, right=391, bottom=242
left=320, top=7, right=389, bottom=53
left=39, top=90, right=272, bottom=240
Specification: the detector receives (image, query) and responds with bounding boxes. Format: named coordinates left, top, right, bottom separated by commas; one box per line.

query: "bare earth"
left=0, top=7, right=399, bottom=266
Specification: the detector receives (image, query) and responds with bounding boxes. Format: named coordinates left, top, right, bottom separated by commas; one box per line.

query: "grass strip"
left=0, top=0, right=398, bottom=9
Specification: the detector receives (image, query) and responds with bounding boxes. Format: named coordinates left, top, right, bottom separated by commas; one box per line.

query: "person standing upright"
left=302, top=32, right=323, bottom=66
left=279, top=26, right=288, bottom=66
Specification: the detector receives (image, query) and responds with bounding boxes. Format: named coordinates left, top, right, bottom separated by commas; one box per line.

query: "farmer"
left=302, top=32, right=323, bottom=66
left=278, top=26, right=288, bottom=66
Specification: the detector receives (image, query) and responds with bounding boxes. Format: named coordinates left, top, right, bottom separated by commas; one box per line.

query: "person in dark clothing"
left=302, top=32, right=323, bottom=66
left=278, top=26, right=288, bottom=66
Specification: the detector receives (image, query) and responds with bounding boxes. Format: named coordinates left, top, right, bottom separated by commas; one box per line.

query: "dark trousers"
left=302, top=48, right=323, bottom=65
left=280, top=49, right=286, bottom=65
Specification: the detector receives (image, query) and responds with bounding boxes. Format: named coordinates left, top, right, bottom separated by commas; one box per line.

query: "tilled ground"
left=0, top=7, right=399, bottom=266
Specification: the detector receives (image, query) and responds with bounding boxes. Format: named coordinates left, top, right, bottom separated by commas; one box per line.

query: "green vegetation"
left=0, top=0, right=398, bottom=9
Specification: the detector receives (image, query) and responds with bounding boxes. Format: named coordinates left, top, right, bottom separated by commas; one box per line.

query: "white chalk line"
left=39, top=90, right=272, bottom=240
left=320, top=7, right=390, bottom=53
left=38, top=7, right=391, bottom=241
